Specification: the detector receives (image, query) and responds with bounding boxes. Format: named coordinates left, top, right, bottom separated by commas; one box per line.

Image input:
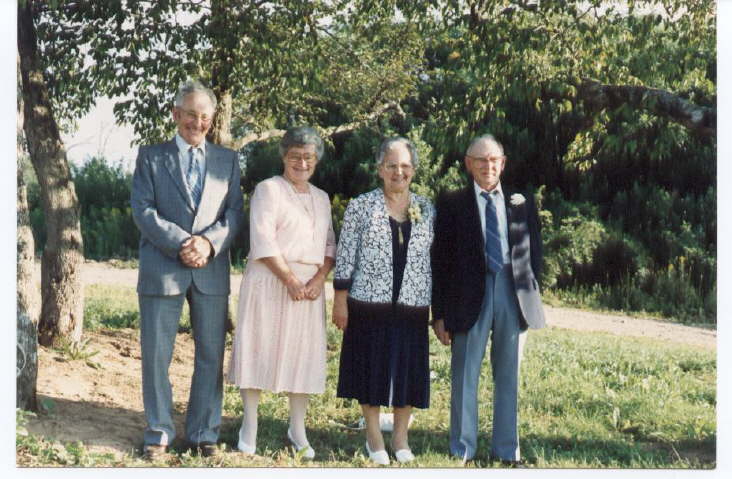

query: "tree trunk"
left=18, top=1, right=84, bottom=348
left=209, top=89, right=234, bottom=147
left=17, top=53, right=40, bottom=411
left=17, top=163, right=39, bottom=411
left=207, top=0, right=236, bottom=148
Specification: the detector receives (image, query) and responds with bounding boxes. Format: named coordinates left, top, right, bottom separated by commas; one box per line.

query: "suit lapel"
left=163, top=139, right=195, bottom=210
left=504, top=188, right=514, bottom=251
left=463, top=186, right=486, bottom=267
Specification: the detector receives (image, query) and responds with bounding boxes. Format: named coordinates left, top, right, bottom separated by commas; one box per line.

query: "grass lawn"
left=17, top=283, right=716, bottom=468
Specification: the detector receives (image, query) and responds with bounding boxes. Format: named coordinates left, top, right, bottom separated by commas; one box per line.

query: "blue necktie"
left=480, top=191, right=503, bottom=273
left=187, top=147, right=202, bottom=207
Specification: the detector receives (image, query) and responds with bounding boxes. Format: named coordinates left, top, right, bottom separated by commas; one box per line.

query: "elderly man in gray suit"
left=431, top=134, right=545, bottom=466
left=131, top=80, right=244, bottom=459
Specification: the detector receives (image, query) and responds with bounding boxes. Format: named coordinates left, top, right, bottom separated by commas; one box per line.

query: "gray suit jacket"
left=131, top=138, right=244, bottom=296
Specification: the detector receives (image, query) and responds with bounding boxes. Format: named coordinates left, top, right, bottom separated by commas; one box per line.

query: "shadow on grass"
left=520, top=432, right=716, bottom=468
left=22, top=395, right=716, bottom=468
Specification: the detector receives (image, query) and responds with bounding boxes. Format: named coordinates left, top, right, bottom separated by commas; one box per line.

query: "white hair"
left=174, top=79, right=217, bottom=110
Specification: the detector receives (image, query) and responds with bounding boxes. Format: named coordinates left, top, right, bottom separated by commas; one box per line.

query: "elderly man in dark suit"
left=431, top=134, right=544, bottom=465
left=131, top=80, right=243, bottom=459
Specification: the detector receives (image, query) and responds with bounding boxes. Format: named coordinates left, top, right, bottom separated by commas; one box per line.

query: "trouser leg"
left=449, top=273, right=494, bottom=460
left=489, top=267, right=524, bottom=461
left=184, top=285, right=228, bottom=444
left=139, top=293, right=185, bottom=446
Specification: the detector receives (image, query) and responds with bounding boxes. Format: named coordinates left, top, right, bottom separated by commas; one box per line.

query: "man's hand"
left=432, top=319, right=451, bottom=346
left=179, top=235, right=213, bottom=268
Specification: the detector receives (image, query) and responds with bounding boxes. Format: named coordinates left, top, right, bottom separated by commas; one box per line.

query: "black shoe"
left=503, top=459, right=527, bottom=468
left=192, top=441, right=220, bottom=458
left=143, top=444, right=168, bottom=461
left=489, top=455, right=526, bottom=468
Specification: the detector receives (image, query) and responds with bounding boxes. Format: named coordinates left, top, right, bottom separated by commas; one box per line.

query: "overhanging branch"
left=230, top=101, right=406, bottom=150
left=576, top=79, right=716, bottom=136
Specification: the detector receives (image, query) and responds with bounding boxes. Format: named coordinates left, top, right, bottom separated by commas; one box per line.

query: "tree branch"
left=230, top=101, right=406, bottom=150
left=541, top=79, right=715, bottom=136
left=576, top=79, right=716, bottom=136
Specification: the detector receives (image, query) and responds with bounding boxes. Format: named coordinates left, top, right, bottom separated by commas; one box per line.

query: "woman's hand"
left=304, top=274, right=325, bottom=300
left=332, top=290, right=349, bottom=330
left=285, top=275, right=307, bottom=301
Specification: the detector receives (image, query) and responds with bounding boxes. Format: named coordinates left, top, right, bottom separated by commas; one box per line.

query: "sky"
left=62, top=96, right=139, bottom=170
left=2, top=2, right=732, bottom=479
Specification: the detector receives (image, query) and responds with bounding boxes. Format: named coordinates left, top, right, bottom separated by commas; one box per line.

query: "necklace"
left=282, top=175, right=316, bottom=237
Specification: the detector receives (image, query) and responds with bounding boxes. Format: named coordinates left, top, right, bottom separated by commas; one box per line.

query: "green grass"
left=19, top=283, right=716, bottom=468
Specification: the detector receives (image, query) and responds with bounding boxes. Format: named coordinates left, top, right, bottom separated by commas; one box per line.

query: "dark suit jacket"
left=131, top=138, right=244, bottom=296
left=431, top=184, right=545, bottom=333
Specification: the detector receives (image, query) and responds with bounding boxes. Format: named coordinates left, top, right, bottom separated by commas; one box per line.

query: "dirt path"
left=24, top=261, right=716, bottom=462
left=34, top=261, right=717, bottom=350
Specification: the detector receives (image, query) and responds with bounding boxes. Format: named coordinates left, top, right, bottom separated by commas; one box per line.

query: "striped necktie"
left=480, top=191, right=503, bottom=273
left=187, top=147, right=203, bottom=207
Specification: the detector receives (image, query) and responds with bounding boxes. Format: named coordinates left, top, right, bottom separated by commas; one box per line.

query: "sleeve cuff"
left=333, top=278, right=352, bottom=291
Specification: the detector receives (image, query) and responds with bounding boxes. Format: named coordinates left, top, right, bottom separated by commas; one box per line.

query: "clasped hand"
left=179, top=235, right=212, bottom=268
left=286, top=274, right=324, bottom=301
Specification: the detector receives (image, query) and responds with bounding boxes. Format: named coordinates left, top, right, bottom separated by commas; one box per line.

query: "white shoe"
left=365, top=441, right=390, bottom=466
left=237, top=425, right=256, bottom=454
left=287, top=428, right=315, bottom=460
left=394, top=448, right=415, bottom=464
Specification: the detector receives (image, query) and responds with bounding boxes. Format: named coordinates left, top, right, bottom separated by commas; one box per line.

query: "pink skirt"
left=226, top=260, right=326, bottom=394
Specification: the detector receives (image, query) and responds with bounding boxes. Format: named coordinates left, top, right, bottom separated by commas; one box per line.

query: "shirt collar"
left=175, top=133, right=207, bottom=157
left=473, top=180, right=504, bottom=200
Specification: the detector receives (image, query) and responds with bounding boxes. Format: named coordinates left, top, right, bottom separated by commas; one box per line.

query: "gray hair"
left=174, top=79, right=218, bottom=111
left=466, top=134, right=504, bottom=157
left=279, top=126, right=325, bottom=160
left=375, top=137, right=419, bottom=169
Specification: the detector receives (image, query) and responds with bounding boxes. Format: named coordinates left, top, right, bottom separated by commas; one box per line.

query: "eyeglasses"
left=285, top=154, right=318, bottom=165
left=383, top=163, right=414, bottom=172
left=180, top=108, right=213, bottom=124
left=466, top=154, right=505, bottom=166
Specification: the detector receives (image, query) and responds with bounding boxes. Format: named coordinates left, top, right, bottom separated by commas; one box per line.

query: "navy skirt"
left=336, top=298, right=430, bottom=409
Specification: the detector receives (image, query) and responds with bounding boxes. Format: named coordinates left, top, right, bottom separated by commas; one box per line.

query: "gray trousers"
left=449, top=265, right=526, bottom=461
left=139, top=284, right=228, bottom=446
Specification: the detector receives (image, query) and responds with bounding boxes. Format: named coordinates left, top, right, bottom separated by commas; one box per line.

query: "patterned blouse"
left=333, top=188, right=435, bottom=308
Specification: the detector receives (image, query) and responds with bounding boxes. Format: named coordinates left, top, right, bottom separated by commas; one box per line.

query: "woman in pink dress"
left=227, top=126, right=336, bottom=459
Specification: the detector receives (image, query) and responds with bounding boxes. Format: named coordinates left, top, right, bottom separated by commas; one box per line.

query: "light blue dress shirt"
left=473, top=181, right=510, bottom=265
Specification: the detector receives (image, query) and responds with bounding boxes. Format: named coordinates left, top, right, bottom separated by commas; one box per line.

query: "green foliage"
left=27, top=0, right=716, bottom=322
left=53, top=338, right=102, bottom=369
left=538, top=186, right=714, bottom=323
left=84, top=284, right=140, bottom=330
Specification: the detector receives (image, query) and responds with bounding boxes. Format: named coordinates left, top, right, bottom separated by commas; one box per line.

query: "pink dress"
left=227, top=175, right=336, bottom=393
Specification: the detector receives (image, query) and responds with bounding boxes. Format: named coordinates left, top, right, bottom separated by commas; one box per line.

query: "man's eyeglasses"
left=180, top=108, right=213, bottom=124
left=466, top=154, right=505, bottom=166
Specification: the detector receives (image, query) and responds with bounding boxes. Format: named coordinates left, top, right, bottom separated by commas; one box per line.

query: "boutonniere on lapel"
left=510, top=193, right=526, bottom=207
left=408, top=202, right=423, bottom=223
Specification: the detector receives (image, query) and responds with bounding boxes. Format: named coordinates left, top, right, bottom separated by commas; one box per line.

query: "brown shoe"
left=143, top=444, right=168, bottom=461
left=192, top=441, right=220, bottom=458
